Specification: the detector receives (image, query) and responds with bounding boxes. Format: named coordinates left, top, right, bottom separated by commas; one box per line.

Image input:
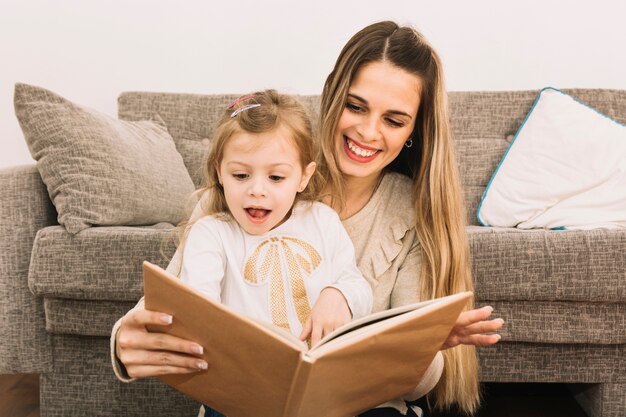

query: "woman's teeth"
left=347, top=139, right=377, bottom=157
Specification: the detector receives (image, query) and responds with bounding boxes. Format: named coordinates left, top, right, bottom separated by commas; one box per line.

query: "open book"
left=143, top=261, right=472, bottom=417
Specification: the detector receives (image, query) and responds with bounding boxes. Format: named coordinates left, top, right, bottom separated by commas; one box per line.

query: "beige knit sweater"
left=111, top=171, right=442, bottom=415
left=341, top=172, right=442, bottom=414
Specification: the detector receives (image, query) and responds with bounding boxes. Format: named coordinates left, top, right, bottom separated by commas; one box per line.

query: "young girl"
left=170, top=90, right=372, bottom=347
left=160, top=90, right=374, bottom=416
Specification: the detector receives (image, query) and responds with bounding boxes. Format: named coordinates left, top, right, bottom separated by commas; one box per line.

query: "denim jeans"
left=202, top=405, right=227, bottom=417
left=203, top=403, right=422, bottom=417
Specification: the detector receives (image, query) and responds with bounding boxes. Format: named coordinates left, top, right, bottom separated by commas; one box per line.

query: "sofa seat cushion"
left=29, top=225, right=175, bottom=301
left=478, top=342, right=626, bottom=383
left=469, top=226, right=626, bottom=302
left=30, top=225, right=625, bottom=303
left=42, top=295, right=626, bottom=345
left=477, top=301, right=626, bottom=344
left=44, top=298, right=137, bottom=336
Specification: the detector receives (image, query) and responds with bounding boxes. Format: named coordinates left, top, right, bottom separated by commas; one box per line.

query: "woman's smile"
left=344, top=136, right=380, bottom=162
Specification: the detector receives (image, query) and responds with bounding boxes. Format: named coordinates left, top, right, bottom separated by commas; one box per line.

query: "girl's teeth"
left=347, top=140, right=376, bottom=157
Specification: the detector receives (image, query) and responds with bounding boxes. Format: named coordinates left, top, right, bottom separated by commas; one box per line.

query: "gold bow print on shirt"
left=244, top=236, right=321, bottom=331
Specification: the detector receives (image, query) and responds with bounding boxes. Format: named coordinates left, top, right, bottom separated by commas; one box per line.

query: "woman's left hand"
left=300, top=287, right=352, bottom=347
left=442, top=305, right=504, bottom=349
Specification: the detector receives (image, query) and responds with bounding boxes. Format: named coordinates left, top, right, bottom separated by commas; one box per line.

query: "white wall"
left=2, top=0, right=625, bottom=169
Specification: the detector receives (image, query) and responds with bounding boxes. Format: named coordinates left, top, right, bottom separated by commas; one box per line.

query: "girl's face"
left=334, top=61, right=422, bottom=186
left=217, top=127, right=316, bottom=235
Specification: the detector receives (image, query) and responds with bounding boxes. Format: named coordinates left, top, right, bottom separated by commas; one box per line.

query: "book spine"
left=282, top=354, right=314, bottom=417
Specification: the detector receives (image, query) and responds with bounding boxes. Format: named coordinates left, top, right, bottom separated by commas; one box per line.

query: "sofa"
left=1, top=88, right=624, bottom=417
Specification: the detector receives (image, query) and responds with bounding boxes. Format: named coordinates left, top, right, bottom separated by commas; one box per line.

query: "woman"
left=112, top=21, right=502, bottom=416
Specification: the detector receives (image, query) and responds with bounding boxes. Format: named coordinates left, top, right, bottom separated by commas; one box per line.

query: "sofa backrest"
left=118, top=89, right=626, bottom=225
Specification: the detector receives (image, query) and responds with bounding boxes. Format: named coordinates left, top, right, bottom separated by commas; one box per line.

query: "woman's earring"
left=404, top=138, right=413, bottom=148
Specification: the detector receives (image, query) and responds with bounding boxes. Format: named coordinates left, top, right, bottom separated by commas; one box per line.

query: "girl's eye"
left=269, top=175, right=284, bottom=182
left=232, top=173, right=248, bottom=180
left=346, top=102, right=364, bottom=113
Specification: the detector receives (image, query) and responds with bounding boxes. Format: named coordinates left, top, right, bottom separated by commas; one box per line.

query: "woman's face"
left=334, top=60, right=422, bottom=185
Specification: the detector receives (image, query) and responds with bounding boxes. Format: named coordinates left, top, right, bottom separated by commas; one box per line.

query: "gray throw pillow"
left=14, top=83, right=195, bottom=234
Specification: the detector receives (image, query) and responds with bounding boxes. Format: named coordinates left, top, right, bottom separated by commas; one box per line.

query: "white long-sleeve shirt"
left=177, top=201, right=372, bottom=337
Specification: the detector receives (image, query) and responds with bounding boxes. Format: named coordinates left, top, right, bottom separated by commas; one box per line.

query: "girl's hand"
left=115, top=307, right=208, bottom=378
left=442, top=306, right=504, bottom=350
left=299, top=287, right=352, bottom=347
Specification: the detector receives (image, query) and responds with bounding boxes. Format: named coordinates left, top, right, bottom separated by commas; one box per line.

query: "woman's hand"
left=115, top=307, right=208, bottom=378
left=299, top=287, right=352, bottom=347
left=442, top=306, right=504, bottom=350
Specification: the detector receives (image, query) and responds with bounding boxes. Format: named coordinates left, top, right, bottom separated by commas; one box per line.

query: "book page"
left=293, top=291, right=472, bottom=417
left=312, top=297, right=443, bottom=349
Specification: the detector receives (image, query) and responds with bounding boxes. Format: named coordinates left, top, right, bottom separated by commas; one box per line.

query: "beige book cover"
left=143, top=261, right=472, bottom=417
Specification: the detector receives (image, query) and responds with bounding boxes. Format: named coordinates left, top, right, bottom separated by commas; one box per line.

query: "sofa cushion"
left=477, top=87, right=626, bottom=229
left=43, top=296, right=626, bottom=345
left=14, top=83, right=195, bottom=234
left=29, top=225, right=626, bottom=304
left=478, top=343, right=625, bottom=383
left=469, top=226, right=626, bottom=303
left=28, top=225, right=175, bottom=301
left=44, top=298, right=136, bottom=337
left=477, top=301, right=626, bottom=344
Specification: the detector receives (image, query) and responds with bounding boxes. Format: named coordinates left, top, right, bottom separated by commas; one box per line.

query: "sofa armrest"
left=0, top=164, right=57, bottom=373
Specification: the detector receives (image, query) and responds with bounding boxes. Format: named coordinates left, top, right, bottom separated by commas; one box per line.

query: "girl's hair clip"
left=231, top=104, right=261, bottom=118
left=228, top=94, right=256, bottom=109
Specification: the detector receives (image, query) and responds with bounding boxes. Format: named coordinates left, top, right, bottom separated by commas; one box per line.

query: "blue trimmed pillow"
left=477, top=87, right=626, bottom=230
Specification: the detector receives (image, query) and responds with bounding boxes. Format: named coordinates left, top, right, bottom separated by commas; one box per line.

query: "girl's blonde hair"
left=170, top=90, right=322, bottom=269
left=319, top=21, right=478, bottom=414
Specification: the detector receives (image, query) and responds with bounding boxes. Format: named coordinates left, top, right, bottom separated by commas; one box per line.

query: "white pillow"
left=477, top=87, right=626, bottom=230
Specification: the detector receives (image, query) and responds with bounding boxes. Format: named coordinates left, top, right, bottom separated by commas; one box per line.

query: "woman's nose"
left=358, top=116, right=382, bottom=142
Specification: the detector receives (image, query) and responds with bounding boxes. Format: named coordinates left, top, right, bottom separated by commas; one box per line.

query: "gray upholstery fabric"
left=0, top=165, right=55, bottom=373
left=469, top=226, right=626, bottom=302
left=118, top=92, right=321, bottom=187
left=14, top=83, right=195, bottom=234
left=477, top=301, right=626, bottom=344
left=29, top=225, right=175, bottom=300
left=45, top=297, right=626, bottom=346
left=40, top=334, right=199, bottom=416
left=572, top=383, right=626, bottom=417
left=478, top=342, right=625, bottom=383
left=41, top=373, right=198, bottom=417
left=44, top=299, right=137, bottom=336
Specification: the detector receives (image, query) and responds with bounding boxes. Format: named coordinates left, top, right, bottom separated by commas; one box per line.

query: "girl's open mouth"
left=245, top=208, right=271, bottom=224
left=344, top=136, right=380, bottom=163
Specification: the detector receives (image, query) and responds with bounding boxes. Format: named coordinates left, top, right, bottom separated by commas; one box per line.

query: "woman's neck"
left=337, top=173, right=383, bottom=220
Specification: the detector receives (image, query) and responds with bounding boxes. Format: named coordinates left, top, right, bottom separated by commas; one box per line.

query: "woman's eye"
left=346, top=102, right=364, bottom=113
left=269, top=175, right=284, bottom=182
left=385, top=118, right=404, bottom=128
left=232, top=173, right=248, bottom=180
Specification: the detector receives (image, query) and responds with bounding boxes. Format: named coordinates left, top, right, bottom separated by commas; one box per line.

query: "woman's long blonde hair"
left=169, top=90, right=322, bottom=269
left=319, top=21, right=478, bottom=414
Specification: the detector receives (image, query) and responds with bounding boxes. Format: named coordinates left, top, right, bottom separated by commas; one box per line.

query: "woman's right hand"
left=115, top=308, right=208, bottom=378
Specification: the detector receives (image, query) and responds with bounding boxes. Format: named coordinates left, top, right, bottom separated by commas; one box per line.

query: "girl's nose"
left=248, top=177, right=267, bottom=197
